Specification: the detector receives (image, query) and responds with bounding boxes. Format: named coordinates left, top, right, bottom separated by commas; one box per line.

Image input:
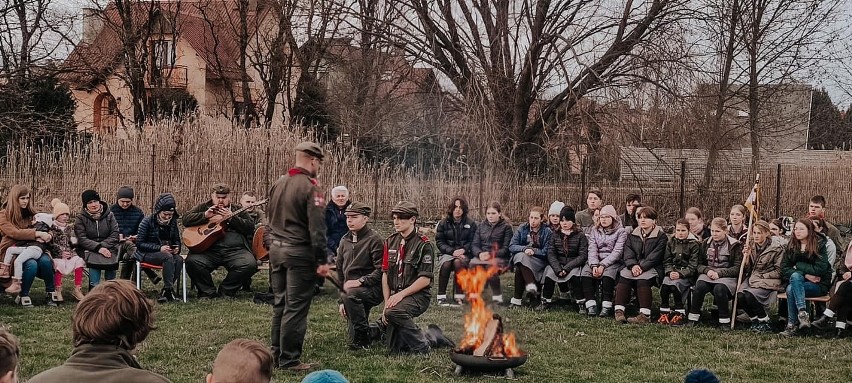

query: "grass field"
left=2, top=269, right=852, bottom=383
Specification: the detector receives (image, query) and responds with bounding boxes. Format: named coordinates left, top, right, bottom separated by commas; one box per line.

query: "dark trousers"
left=438, top=256, right=468, bottom=297
left=660, top=284, right=685, bottom=310
left=737, top=290, right=767, bottom=318
left=382, top=292, right=431, bottom=354
left=690, top=280, right=732, bottom=319
left=140, top=251, right=184, bottom=290
left=270, top=244, right=317, bottom=367
left=542, top=278, right=580, bottom=301
left=513, top=265, right=538, bottom=299
left=185, top=249, right=257, bottom=297
left=342, top=285, right=383, bottom=346
left=829, top=281, right=852, bottom=321
left=582, top=276, right=616, bottom=303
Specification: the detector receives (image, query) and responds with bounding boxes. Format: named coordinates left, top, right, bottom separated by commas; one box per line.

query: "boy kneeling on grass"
left=207, top=339, right=273, bottom=383
left=0, top=328, right=20, bottom=383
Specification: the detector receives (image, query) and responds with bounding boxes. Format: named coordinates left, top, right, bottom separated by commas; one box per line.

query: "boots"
left=811, top=315, right=834, bottom=330
left=5, top=279, right=22, bottom=294
left=627, top=313, right=650, bottom=324
left=158, top=288, right=175, bottom=303
left=72, top=286, right=85, bottom=301
left=0, top=263, right=10, bottom=278
left=51, top=290, right=64, bottom=303
left=614, top=310, right=627, bottom=323
left=425, top=324, right=455, bottom=349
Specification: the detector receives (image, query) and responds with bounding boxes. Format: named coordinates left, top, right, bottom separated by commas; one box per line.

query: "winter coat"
left=0, top=208, right=37, bottom=257
left=471, top=218, right=513, bottom=261
left=664, top=233, right=700, bottom=279
left=697, top=235, right=743, bottom=278
left=136, top=216, right=181, bottom=258
left=325, top=201, right=350, bottom=256
left=781, top=234, right=832, bottom=294
left=336, top=225, right=383, bottom=288
left=587, top=225, right=627, bottom=268
left=27, top=344, right=171, bottom=383
left=623, top=225, right=668, bottom=276
left=47, top=223, right=77, bottom=259
left=435, top=215, right=477, bottom=257
left=547, top=229, right=588, bottom=273
left=509, top=223, right=552, bottom=262
left=744, top=237, right=785, bottom=291
left=110, top=203, right=145, bottom=237
left=74, top=201, right=120, bottom=268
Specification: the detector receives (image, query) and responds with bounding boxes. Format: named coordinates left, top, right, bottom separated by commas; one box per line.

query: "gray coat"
left=74, top=201, right=120, bottom=269
left=587, top=225, right=627, bottom=268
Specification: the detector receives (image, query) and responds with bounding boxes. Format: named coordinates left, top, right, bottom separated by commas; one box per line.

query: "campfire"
left=451, top=263, right=527, bottom=377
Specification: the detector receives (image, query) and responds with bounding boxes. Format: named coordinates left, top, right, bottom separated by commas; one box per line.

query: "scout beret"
left=391, top=201, right=419, bottom=217
left=211, top=183, right=231, bottom=195
left=345, top=202, right=371, bottom=217
left=295, top=141, right=324, bottom=160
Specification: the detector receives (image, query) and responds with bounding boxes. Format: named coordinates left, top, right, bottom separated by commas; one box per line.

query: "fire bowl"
left=449, top=351, right=528, bottom=371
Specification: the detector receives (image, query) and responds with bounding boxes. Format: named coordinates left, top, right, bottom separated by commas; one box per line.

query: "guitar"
left=182, top=199, right=269, bottom=253
left=252, top=225, right=269, bottom=261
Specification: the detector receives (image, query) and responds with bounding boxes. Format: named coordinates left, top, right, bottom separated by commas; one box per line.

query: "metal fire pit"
left=450, top=351, right=528, bottom=378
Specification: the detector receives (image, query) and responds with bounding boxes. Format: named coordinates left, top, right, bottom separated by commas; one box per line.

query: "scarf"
left=157, top=214, right=172, bottom=226
left=87, top=203, right=104, bottom=220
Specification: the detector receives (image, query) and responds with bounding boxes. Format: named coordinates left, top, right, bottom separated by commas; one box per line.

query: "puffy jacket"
left=588, top=225, right=627, bottom=268
left=471, top=218, right=513, bottom=261
left=697, top=235, right=743, bottom=278
left=110, top=204, right=145, bottom=237
left=509, top=223, right=552, bottom=262
left=74, top=201, right=120, bottom=255
left=782, top=234, right=832, bottom=294
left=325, top=201, right=350, bottom=256
left=744, top=236, right=785, bottom=291
left=663, top=234, right=700, bottom=279
left=136, top=195, right=181, bottom=258
left=435, top=215, right=477, bottom=257
left=547, top=229, right=588, bottom=273
left=623, top=225, right=668, bottom=276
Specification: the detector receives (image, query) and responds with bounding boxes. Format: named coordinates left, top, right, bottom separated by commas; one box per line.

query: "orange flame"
left=455, top=260, right=522, bottom=357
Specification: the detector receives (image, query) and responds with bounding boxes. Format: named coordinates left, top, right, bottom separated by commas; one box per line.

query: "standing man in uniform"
left=335, top=202, right=384, bottom=350
left=266, top=142, right=330, bottom=371
left=378, top=201, right=453, bottom=354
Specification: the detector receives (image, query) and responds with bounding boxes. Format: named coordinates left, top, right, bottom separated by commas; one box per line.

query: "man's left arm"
left=228, top=210, right=256, bottom=236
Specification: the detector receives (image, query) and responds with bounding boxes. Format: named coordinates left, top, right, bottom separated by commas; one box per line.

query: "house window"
left=152, top=40, right=175, bottom=69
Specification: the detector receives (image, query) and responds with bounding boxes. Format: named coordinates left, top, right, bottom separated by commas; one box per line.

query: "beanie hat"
left=51, top=198, right=71, bottom=218
left=81, top=189, right=100, bottom=205
left=301, top=370, right=349, bottom=383
left=600, top=205, right=618, bottom=220
left=559, top=206, right=575, bottom=223
left=117, top=185, right=134, bottom=200
left=684, top=369, right=721, bottom=383
left=548, top=201, right=565, bottom=216
left=153, top=193, right=177, bottom=213
left=34, top=212, right=53, bottom=227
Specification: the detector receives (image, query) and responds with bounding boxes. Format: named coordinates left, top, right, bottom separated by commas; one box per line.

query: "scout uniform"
left=336, top=202, right=384, bottom=349
left=381, top=201, right=435, bottom=354
left=183, top=183, right=257, bottom=298
left=265, top=141, right=328, bottom=369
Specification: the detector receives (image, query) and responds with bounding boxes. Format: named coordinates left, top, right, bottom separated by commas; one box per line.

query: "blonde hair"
left=211, top=339, right=273, bottom=383
left=72, top=280, right=155, bottom=349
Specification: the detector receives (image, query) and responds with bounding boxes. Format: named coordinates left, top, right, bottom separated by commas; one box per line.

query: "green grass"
left=2, top=270, right=852, bottom=383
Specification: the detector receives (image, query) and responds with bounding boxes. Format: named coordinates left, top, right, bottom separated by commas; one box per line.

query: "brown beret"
left=211, top=183, right=231, bottom=195
left=295, top=141, right=324, bottom=160
left=391, top=201, right=419, bottom=217
left=345, top=202, right=371, bottom=217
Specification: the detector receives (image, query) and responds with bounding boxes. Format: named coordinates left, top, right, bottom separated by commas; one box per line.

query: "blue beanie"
left=301, top=370, right=349, bottom=383
left=684, top=369, right=720, bottom=383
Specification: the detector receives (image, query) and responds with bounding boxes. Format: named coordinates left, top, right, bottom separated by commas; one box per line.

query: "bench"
left=777, top=292, right=830, bottom=318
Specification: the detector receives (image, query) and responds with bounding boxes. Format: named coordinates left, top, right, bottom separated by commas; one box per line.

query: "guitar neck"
left=219, top=199, right=268, bottom=223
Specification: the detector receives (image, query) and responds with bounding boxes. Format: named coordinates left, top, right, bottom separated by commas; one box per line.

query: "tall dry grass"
left=2, top=118, right=851, bottom=225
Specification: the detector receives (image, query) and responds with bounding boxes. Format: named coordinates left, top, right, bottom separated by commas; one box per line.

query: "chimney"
left=81, top=8, right=103, bottom=45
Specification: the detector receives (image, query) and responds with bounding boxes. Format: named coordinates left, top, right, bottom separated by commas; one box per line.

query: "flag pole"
left=731, top=173, right=760, bottom=329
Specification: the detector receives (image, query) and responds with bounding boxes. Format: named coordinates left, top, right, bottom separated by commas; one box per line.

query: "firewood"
left=473, top=319, right=501, bottom=356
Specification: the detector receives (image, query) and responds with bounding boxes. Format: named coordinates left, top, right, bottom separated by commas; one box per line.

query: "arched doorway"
left=93, top=93, right=117, bottom=133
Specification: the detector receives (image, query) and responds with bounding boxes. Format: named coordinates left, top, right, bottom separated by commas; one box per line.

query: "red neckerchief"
left=288, top=167, right=318, bottom=185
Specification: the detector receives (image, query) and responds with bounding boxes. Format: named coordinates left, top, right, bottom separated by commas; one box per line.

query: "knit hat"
left=116, top=185, right=134, bottom=200
left=599, top=205, right=618, bottom=220
left=34, top=212, right=53, bottom=227
left=81, top=189, right=100, bottom=205
left=684, top=369, right=720, bottom=383
left=153, top=193, right=177, bottom=213
left=301, top=370, right=349, bottom=383
left=559, top=206, right=575, bottom=223
left=548, top=201, right=565, bottom=216
left=51, top=198, right=70, bottom=217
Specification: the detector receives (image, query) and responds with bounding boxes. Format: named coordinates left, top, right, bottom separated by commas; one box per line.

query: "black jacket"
left=623, top=225, right=668, bottom=276
left=435, top=215, right=477, bottom=257
left=471, top=218, right=513, bottom=261
left=110, top=204, right=145, bottom=237
left=547, top=229, right=588, bottom=273
left=325, top=201, right=350, bottom=256
left=136, top=196, right=181, bottom=258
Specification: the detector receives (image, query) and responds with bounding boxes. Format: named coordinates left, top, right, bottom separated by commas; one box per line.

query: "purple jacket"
left=587, top=225, right=627, bottom=268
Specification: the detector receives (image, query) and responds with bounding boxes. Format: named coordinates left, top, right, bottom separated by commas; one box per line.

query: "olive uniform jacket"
left=383, top=231, right=435, bottom=294
left=336, top=225, right=384, bottom=288
left=266, top=167, right=328, bottom=265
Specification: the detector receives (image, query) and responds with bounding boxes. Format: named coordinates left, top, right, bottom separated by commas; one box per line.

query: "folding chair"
left=135, top=254, right=188, bottom=303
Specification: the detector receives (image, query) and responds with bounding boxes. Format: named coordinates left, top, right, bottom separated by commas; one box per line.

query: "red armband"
left=381, top=242, right=389, bottom=271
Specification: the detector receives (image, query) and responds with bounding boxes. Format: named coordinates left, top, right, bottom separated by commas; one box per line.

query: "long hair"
left=446, top=197, right=469, bottom=220
left=3, top=184, right=35, bottom=229
left=789, top=218, right=820, bottom=259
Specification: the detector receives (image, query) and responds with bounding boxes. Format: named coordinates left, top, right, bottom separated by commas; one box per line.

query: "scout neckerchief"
left=396, top=238, right=406, bottom=290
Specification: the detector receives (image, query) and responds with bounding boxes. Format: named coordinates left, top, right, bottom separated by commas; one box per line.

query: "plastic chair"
left=135, top=255, right=188, bottom=303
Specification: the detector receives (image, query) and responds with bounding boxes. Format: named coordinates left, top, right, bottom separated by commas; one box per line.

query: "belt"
left=271, top=239, right=309, bottom=248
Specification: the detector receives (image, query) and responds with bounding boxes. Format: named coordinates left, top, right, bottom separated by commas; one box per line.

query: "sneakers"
left=599, top=307, right=613, bottom=318
left=797, top=310, right=811, bottom=329
left=72, top=286, right=85, bottom=301
left=51, top=291, right=64, bottom=303
left=736, top=310, right=751, bottom=324
left=669, top=313, right=685, bottom=326
left=586, top=305, right=598, bottom=317
left=812, top=315, right=834, bottom=330
left=578, top=305, right=587, bottom=315
left=46, top=294, right=58, bottom=307
left=750, top=322, right=772, bottom=333
left=5, top=279, right=22, bottom=294
left=15, top=295, right=33, bottom=308
left=0, top=263, right=10, bottom=278
left=614, top=310, right=627, bottom=323
left=437, top=298, right=450, bottom=307
left=657, top=312, right=671, bottom=325
left=627, top=313, right=650, bottom=325
left=780, top=324, right=798, bottom=337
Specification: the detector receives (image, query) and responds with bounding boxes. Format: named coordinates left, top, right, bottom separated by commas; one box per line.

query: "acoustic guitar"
left=252, top=225, right=269, bottom=261
left=182, top=199, right=268, bottom=253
